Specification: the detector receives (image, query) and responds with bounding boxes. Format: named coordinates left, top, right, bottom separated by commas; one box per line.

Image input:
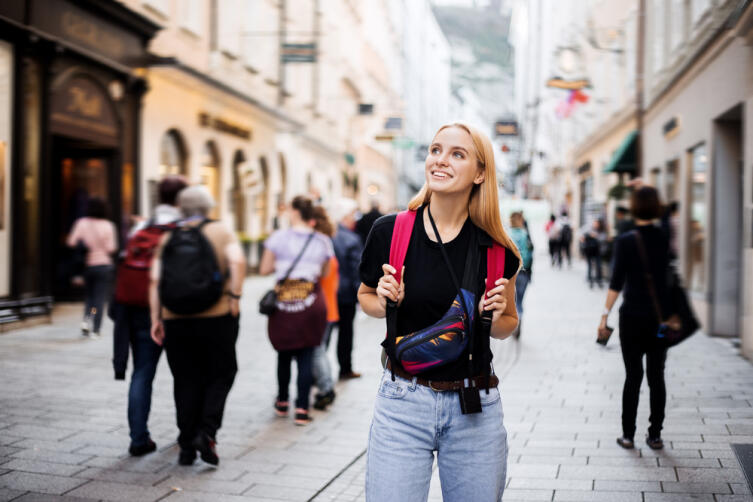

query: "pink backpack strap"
left=485, top=242, right=506, bottom=293
left=388, top=210, right=417, bottom=284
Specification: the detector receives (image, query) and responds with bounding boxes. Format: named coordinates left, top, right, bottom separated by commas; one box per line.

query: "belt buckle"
left=428, top=381, right=446, bottom=392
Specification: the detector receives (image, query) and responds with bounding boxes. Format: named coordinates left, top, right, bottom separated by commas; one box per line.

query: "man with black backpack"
left=111, top=175, right=187, bottom=457
left=149, top=185, right=246, bottom=467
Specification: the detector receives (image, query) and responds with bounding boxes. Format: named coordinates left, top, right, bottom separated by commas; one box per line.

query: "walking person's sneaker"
left=274, top=400, right=289, bottom=417
left=313, top=390, right=336, bottom=410
left=128, top=439, right=157, bottom=457
left=81, top=321, right=89, bottom=337
left=294, top=408, right=313, bottom=426
left=178, top=448, right=196, bottom=466
left=339, top=371, right=361, bottom=380
left=616, top=437, right=635, bottom=449
left=646, top=436, right=664, bottom=450
left=192, top=432, right=219, bottom=466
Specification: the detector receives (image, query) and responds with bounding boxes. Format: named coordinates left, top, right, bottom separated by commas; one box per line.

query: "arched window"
left=278, top=153, right=287, bottom=207
left=258, top=156, right=270, bottom=233
left=200, top=141, right=221, bottom=217
left=159, top=129, right=188, bottom=176
left=232, top=150, right=246, bottom=232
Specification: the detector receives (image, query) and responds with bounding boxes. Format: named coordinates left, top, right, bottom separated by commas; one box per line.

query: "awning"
left=603, top=130, right=637, bottom=174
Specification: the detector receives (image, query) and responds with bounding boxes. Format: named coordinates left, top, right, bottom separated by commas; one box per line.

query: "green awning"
left=603, top=130, right=637, bottom=174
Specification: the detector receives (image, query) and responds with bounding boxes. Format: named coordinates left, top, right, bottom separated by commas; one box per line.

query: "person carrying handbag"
left=259, top=196, right=334, bottom=425
left=599, top=186, right=673, bottom=450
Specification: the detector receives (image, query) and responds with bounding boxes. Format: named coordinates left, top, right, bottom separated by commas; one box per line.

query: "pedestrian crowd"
left=62, top=121, right=698, bottom=502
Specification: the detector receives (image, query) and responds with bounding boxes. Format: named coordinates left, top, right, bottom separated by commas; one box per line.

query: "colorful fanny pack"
left=384, top=207, right=506, bottom=375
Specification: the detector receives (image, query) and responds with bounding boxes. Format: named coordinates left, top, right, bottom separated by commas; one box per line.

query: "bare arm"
left=259, top=249, right=275, bottom=276
left=599, top=289, right=620, bottom=329
left=357, top=264, right=405, bottom=319
left=480, top=275, right=519, bottom=340
left=149, top=257, right=164, bottom=346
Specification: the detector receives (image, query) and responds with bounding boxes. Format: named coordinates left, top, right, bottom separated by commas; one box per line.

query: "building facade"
left=640, top=0, right=753, bottom=357
left=0, top=0, right=158, bottom=325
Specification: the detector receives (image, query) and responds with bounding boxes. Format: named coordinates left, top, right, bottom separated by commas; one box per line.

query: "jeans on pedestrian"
left=83, top=265, right=113, bottom=333
left=366, top=370, right=507, bottom=502
left=164, top=314, right=239, bottom=450
left=619, top=314, right=667, bottom=439
left=127, top=309, right=162, bottom=447
left=336, top=302, right=357, bottom=375
left=514, top=270, right=530, bottom=316
left=277, top=347, right=315, bottom=410
left=586, top=255, right=603, bottom=286
left=312, top=323, right=335, bottom=394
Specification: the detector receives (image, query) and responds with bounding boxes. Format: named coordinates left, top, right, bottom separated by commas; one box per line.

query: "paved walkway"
left=0, top=258, right=752, bottom=502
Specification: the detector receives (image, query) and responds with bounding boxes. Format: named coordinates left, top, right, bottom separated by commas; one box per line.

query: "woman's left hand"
left=479, top=278, right=508, bottom=324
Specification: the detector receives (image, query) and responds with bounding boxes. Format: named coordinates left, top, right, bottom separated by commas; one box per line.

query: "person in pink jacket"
left=66, top=197, right=118, bottom=337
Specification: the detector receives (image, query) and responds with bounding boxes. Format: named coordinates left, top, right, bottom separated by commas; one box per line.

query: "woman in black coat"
left=598, top=186, right=671, bottom=450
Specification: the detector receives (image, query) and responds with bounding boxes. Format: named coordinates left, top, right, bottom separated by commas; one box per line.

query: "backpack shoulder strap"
left=388, top=210, right=416, bottom=284
left=485, top=241, right=507, bottom=294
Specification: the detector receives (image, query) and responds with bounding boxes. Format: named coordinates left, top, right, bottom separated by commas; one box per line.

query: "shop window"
left=20, top=57, right=42, bottom=294
left=159, top=129, right=187, bottom=176
left=688, top=144, right=707, bottom=293
left=201, top=141, right=221, bottom=217
left=665, top=159, right=678, bottom=203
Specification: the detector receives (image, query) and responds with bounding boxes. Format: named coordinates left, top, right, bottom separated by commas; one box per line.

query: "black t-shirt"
left=609, top=224, right=670, bottom=319
left=359, top=206, right=519, bottom=381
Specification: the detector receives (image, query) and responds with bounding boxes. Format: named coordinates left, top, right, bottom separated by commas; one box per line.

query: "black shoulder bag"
left=633, top=230, right=700, bottom=348
left=259, top=232, right=315, bottom=315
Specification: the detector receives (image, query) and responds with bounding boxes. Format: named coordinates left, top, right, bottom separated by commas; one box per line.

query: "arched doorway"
left=232, top=150, right=247, bottom=233
left=200, top=141, right=221, bottom=218
left=159, top=129, right=188, bottom=176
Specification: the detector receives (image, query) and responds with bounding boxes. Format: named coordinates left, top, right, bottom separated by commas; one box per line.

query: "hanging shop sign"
left=546, top=77, right=590, bottom=90
left=663, top=116, right=680, bottom=139
left=198, top=112, right=252, bottom=141
left=281, top=43, right=317, bottom=63
left=494, top=121, right=518, bottom=136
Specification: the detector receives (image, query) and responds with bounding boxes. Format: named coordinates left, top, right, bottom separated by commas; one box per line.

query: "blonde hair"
left=408, top=122, right=522, bottom=264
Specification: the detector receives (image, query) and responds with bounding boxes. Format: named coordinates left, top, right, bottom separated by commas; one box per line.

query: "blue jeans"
left=312, top=323, right=335, bottom=394
left=366, top=370, right=508, bottom=502
left=128, top=310, right=162, bottom=447
left=515, top=270, right=530, bottom=316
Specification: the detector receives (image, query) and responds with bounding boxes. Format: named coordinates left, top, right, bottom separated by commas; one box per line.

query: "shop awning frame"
left=603, top=130, right=638, bottom=174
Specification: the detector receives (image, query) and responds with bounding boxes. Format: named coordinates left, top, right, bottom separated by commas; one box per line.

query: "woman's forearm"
left=604, top=289, right=620, bottom=312
left=490, top=315, right=517, bottom=339
left=358, top=284, right=386, bottom=319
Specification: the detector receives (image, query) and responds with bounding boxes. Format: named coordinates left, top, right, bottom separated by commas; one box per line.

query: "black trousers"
left=83, top=265, right=113, bottom=333
left=277, top=347, right=314, bottom=410
left=335, top=302, right=357, bottom=375
left=619, top=314, right=667, bottom=440
left=586, top=254, right=603, bottom=286
left=164, top=314, right=239, bottom=450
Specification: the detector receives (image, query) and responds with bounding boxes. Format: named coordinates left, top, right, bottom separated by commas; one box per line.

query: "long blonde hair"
left=408, top=122, right=522, bottom=263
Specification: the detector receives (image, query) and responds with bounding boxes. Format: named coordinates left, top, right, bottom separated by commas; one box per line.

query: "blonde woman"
left=358, top=123, right=521, bottom=501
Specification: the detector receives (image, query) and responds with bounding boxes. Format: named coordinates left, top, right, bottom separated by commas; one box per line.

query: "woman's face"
left=425, top=127, right=484, bottom=195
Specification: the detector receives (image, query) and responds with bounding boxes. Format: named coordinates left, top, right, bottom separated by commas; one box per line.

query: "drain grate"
left=732, top=444, right=753, bottom=492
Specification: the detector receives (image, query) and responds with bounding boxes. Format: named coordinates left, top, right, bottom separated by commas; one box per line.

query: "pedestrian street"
left=0, top=259, right=752, bottom=502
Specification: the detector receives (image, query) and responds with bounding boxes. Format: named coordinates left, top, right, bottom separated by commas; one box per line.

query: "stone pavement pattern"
left=0, top=261, right=751, bottom=501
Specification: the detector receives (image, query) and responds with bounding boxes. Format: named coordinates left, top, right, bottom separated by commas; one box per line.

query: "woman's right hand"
left=376, top=264, right=405, bottom=310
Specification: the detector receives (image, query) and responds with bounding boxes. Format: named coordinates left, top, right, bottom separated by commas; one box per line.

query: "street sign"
left=494, top=121, right=518, bottom=136
left=281, top=42, right=316, bottom=63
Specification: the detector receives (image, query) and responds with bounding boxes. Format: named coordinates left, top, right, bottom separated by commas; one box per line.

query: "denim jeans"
left=312, top=323, right=335, bottom=394
left=83, top=265, right=113, bottom=333
left=514, top=270, right=530, bottom=316
left=366, top=370, right=508, bottom=502
left=127, top=309, right=162, bottom=447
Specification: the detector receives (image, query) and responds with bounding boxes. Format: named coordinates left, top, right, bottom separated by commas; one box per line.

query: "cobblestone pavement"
left=1, top=259, right=752, bottom=502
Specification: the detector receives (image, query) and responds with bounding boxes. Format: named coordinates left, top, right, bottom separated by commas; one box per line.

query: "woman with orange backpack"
left=358, top=123, right=521, bottom=501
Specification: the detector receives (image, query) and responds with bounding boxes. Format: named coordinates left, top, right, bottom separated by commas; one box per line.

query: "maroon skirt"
left=267, top=282, right=327, bottom=351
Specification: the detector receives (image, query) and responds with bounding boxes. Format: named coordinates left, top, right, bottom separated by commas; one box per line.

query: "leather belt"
left=386, top=361, right=499, bottom=392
